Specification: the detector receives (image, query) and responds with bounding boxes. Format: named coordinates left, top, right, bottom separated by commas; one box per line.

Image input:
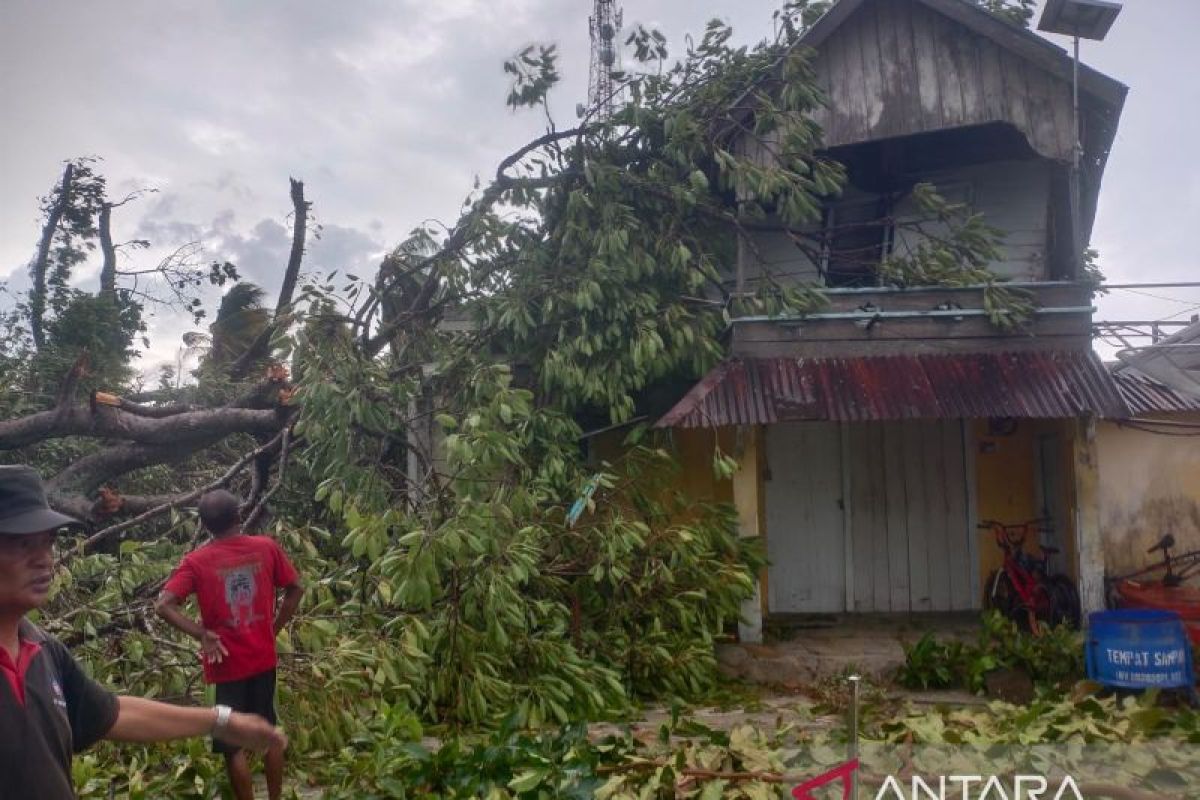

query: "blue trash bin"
left=1085, top=609, right=1195, bottom=690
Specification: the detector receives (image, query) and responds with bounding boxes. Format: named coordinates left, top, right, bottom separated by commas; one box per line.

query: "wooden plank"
left=809, top=47, right=835, bottom=142
left=890, top=0, right=925, bottom=134
left=840, top=423, right=855, bottom=611
left=930, top=9, right=967, bottom=127
left=997, top=48, right=1032, bottom=147
left=976, top=38, right=1007, bottom=122
left=883, top=422, right=911, bottom=612
left=732, top=314, right=1095, bottom=344
left=822, top=27, right=848, bottom=146
left=962, top=420, right=982, bottom=609
left=849, top=423, right=875, bottom=611
left=903, top=422, right=932, bottom=611
left=1023, top=60, right=1067, bottom=163
left=765, top=422, right=847, bottom=612
left=817, top=283, right=1094, bottom=313
left=869, top=424, right=891, bottom=611
left=846, top=8, right=877, bottom=145
left=942, top=420, right=972, bottom=610
left=732, top=335, right=1096, bottom=360
left=952, top=24, right=984, bottom=126
left=909, top=0, right=945, bottom=128
left=923, top=420, right=953, bottom=610
left=1048, top=75, right=1076, bottom=162
left=859, top=0, right=889, bottom=139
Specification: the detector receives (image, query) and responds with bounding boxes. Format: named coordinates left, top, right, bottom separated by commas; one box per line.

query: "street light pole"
left=1037, top=0, right=1123, bottom=279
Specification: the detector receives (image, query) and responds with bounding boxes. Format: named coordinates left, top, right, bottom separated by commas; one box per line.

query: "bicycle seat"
left=1149, top=534, right=1176, bottom=553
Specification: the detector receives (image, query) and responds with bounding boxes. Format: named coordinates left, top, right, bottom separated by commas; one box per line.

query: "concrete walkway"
left=716, top=613, right=980, bottom=688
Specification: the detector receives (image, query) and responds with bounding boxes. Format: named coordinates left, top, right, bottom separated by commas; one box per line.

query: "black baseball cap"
left=0, top=465, right=82, bottom=535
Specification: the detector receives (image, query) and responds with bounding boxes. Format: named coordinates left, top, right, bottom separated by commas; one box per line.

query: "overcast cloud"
left=2, top=0, right=1197, bottom=371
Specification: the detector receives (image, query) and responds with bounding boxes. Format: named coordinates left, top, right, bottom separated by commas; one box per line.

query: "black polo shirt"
left=0, top=621, right=118, bottom=800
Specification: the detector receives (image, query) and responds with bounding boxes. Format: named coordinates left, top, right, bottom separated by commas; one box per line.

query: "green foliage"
left=878, top=183, right=1034, bottom=330
left=979, top=0, right=1037, bottom=29
left=6, top=2, right=1066, bottom=794
left=37, top=291, right=146, bottom=392
left=896, top=634, right=960, bottom=691
left=317, top=721, right=632, bottom=799
left=878, top=689, right=1200, bottom=745
left=897, top=611, right=1085, bottom=694
left=296, top=341, right=761, bottom=727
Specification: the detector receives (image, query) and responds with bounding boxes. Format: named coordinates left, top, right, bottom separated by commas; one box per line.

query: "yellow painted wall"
left=1096, top=414, right=1200, bottom=575
left=973, top=419, right=1077, bottom=592
left=591, top=427, right=734, bottom=503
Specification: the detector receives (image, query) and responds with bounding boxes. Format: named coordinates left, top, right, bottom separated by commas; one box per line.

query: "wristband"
left=212, top=704, right=232, bottom=738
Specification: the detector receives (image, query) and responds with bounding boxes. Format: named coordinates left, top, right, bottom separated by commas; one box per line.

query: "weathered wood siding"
left=735, top=158, right=1052, bottom=289
left=765, top=422, right=846, bottom=612
left=764, top=419, right=978, bottom=613
left=731, top=282, right=1093, bottom=359
left=892, top=160, right=1050, bottom=281
left=805, top=0, right=1074, bottom=161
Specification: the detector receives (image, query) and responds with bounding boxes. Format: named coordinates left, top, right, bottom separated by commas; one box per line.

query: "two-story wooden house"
left=654, top=0, right=1129, bottom=642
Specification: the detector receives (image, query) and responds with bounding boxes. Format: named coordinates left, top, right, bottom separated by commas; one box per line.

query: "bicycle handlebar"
left=977, top=519, right=1054, bottom=551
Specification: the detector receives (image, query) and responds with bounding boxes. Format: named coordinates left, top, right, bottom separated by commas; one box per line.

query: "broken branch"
left=79, top=428, right=290, bottom=551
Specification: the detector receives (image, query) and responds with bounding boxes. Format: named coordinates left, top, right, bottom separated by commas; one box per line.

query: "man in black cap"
left=0, top=465, right=286, bottom=800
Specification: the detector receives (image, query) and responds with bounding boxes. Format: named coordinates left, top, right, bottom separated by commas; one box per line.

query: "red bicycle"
left=980, top=519, right=1080, bottom=635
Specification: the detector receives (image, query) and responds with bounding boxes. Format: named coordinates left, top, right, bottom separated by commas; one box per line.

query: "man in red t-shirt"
left=156, top=490, right=303, bottom=800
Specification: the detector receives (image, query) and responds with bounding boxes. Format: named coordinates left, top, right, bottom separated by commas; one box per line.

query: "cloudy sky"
left=2, top=0, right=1197, bottom=372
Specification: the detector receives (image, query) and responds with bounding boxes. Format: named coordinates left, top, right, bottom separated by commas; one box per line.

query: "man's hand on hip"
left=216, top=711, right=288, bottom=752
left=200, top=629, right=228, bottom=664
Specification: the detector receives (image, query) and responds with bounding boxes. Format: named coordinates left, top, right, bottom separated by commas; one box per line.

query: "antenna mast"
left=587, top=0, right=623, bottom=119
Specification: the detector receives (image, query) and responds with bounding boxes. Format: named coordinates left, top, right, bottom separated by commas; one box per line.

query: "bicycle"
left=1106, top=535, right=1200, bottom=638
left=1109, top=534, right=1200, bottom=592
left=979, top=519, right=1081, bottom=635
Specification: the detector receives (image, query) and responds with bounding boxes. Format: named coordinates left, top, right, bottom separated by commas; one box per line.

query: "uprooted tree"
left=2, top=1, right=1028, bottom=749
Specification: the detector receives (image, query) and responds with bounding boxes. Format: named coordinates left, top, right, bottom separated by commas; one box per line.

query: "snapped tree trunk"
left=28, top=163, right=75, bottom=351
left=98, top=202, right=117, bottom=296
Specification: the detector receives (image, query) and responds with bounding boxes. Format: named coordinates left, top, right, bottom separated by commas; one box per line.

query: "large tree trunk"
left=229, top=178, right=308, bottom=378
left=28, top=163, right=75, bottom=351
left=98, top=202, right=117, bottom=296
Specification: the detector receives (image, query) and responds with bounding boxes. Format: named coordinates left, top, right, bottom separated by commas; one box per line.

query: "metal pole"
left=1070, top=35, right=1084, bottom=279
left=848, top=674, right=861, bottom=800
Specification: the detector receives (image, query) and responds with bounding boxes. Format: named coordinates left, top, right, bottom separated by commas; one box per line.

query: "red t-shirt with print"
left=163, top=534, right=299, bottom=684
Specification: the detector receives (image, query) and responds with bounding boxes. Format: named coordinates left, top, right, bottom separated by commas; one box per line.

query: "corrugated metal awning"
left=1111, top=369, right=1200, bottom=415
left=657, top=351, right=1129, bottom=428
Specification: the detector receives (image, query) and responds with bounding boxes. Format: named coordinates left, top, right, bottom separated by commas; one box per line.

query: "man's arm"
left=106, top=696, right=286, bottom=751
left=273, top=583, right=303, bottom=635
left=154, top=590, right=228, bottom=663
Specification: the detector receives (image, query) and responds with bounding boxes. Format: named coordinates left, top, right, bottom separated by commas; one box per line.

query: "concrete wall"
left=1096, top=415, right=1200, bottom=576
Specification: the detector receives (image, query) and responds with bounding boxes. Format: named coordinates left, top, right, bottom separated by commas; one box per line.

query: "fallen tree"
left=2, top=0, right=1034, bottom=737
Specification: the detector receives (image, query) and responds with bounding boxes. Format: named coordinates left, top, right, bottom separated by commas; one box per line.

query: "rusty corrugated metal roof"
left=657, top=351, right=1129, bottom=428
left=1111, top=369, right=1200, bottom=415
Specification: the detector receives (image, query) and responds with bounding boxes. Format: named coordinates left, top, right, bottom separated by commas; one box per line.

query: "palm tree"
left=182, top=282, right=270, bottom=378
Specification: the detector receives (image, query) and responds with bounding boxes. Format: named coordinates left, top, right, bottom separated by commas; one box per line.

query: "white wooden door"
left=764, top=420, right=978, bottom=614
left=847, top=421, right=977, bottom=612
left=765, top=422, right=846, bottom=612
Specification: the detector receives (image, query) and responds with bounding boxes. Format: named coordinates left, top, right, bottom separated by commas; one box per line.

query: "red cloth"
left=163, top=535, right=299, bottom=684
left=0, top=639, right=41, bottom=705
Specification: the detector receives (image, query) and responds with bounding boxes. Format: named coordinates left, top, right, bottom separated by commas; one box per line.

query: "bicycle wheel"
left=985, top=570, right=1028, bottom=628
left=1048, top=575, right=1081, bottom=630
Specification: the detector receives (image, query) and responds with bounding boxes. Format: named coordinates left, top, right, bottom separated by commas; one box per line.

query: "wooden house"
left=653, top=0, right=1130, bottom=641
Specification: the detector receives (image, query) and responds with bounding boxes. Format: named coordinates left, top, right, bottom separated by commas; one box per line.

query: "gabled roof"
left=800, top=0, right=1126, bottom=107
